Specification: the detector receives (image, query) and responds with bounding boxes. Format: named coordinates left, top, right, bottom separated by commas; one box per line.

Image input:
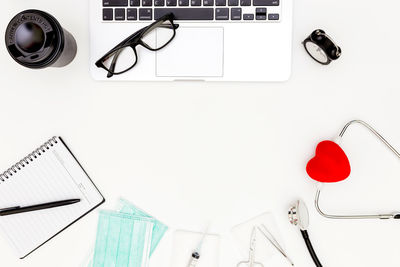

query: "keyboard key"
left=228, top=0, right=238, bottom=5
left=130, top=0, right=140, bottom=5
left=127, top=8, right=138, bottom=20
left=179, top=0, right=189, bottom=5
left=231, top=8, right=241, bottom=20
left=103, top=8, right=113, bottom=20
left=191, top=0, right=201, bottom=6
left=143, top=0, right=152, bottom=5
left=268, top=13, right=279, bottom=20
left=243, top=13, right=254, bottom=20
left=155, top=0, right=165, bottom=5
left=215, top=8, right=229, bottom=20
left=215, top=0, right=226, bottom=5
left=253, top=0, right=278, bottom=5
left=139, top=8, right=153, bottom=20
left=103, top=0, right=128, bottom=6
left=240, top=0, right=250, bottom=6
left=166, top=0, right=177, bottom=5
left=256, top=7, right=266, bottom=20
left=115, top=8, right=126, bottom=20
left=154, top=8, right=214, bottom=20
left=203, top=0, right=214, bottom=5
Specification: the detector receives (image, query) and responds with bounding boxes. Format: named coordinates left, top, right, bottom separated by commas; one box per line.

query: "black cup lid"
left=5, top=10, right=65, bottom=69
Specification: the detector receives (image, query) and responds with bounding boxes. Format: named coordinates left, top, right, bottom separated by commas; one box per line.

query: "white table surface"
left=1, top=0, right=400, bottom=266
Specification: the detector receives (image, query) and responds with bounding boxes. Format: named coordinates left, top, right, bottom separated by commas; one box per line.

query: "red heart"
left=306, top=140, right=351, bottom=183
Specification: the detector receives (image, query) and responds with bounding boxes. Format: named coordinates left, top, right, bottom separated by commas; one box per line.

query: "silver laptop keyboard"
left=102, top=0, right=280, bottom=21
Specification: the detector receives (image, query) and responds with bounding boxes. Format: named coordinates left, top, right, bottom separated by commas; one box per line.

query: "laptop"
left=89, top=0, right=293, bottom=81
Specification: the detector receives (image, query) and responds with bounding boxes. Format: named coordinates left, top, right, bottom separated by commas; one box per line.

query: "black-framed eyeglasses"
left=95, top=13, right=179, bottom=78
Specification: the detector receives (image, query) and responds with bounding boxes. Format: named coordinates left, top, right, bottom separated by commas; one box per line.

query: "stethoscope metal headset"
left=308, top=120, right=400, bottom=220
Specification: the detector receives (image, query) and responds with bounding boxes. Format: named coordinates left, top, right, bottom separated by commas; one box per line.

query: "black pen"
left=0, top=199, right=81, bottom=216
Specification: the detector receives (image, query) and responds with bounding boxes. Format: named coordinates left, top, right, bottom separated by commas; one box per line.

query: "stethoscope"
left=308, top=120, right=400, bottom=220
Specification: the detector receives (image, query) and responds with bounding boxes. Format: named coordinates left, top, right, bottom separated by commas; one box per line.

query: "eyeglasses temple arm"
left=156, top=23, right=179, bottom=30
left=100, top=29, right=145, bottom=65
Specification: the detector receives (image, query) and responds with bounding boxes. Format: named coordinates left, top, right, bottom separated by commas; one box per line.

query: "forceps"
left=257, top=224, right=294, bottom=266
left=237, top=227, right=264, bottom=267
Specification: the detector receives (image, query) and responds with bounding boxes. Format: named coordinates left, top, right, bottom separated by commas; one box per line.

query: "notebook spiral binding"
left=0, top=137, right=59, bottom=183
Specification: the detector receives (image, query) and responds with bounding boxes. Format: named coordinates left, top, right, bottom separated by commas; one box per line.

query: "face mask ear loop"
left=314, top=119, right=400, bottom=220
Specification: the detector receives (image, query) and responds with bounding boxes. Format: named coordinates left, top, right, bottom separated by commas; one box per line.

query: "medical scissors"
left=237, top=227, right=264, bottom=267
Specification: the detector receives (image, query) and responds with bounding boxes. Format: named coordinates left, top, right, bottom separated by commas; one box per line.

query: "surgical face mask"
left=116, top=198, right=168, bottom=256
left=92, top=210, right=154, bottom=267
left=86, top=200, right=168, bottom=267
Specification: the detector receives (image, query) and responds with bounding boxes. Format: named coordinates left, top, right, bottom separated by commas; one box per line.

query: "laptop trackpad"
left=156, top=27, right=224, bottom=77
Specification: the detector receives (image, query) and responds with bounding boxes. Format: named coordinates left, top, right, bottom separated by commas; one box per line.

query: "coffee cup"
left=5, top=9, right=77, bottom=69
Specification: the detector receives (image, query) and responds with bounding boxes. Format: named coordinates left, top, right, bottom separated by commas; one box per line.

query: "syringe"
left=187, top=227, right=209, bottom=267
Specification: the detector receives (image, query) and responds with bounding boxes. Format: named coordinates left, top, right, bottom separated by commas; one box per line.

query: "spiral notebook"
left=0, top=137, right=105, bottom=259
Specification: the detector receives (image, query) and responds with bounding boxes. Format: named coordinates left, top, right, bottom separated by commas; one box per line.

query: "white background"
left=1, top=0, right=400, bottom=267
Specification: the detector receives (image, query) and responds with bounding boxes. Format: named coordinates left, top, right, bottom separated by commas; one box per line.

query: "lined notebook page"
left=0, top=137, right=104, bottom=258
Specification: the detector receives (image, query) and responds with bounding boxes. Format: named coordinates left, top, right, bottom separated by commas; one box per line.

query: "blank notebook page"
left=0, top=137, right=104, bottom=258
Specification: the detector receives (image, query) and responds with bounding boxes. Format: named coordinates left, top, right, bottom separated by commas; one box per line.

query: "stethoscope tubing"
left=301, top=229, right=323, bottom=267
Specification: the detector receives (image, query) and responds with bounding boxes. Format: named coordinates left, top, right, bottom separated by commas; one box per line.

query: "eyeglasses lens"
left=102, top=46, right=137, bottom=74
left=141, top=20, right=175, bottom=50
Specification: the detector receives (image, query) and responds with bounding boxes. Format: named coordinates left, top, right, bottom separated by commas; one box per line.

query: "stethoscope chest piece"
left=289, top=200, right=323, bottom=267
left=288, top=200, right=309, bottom=231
